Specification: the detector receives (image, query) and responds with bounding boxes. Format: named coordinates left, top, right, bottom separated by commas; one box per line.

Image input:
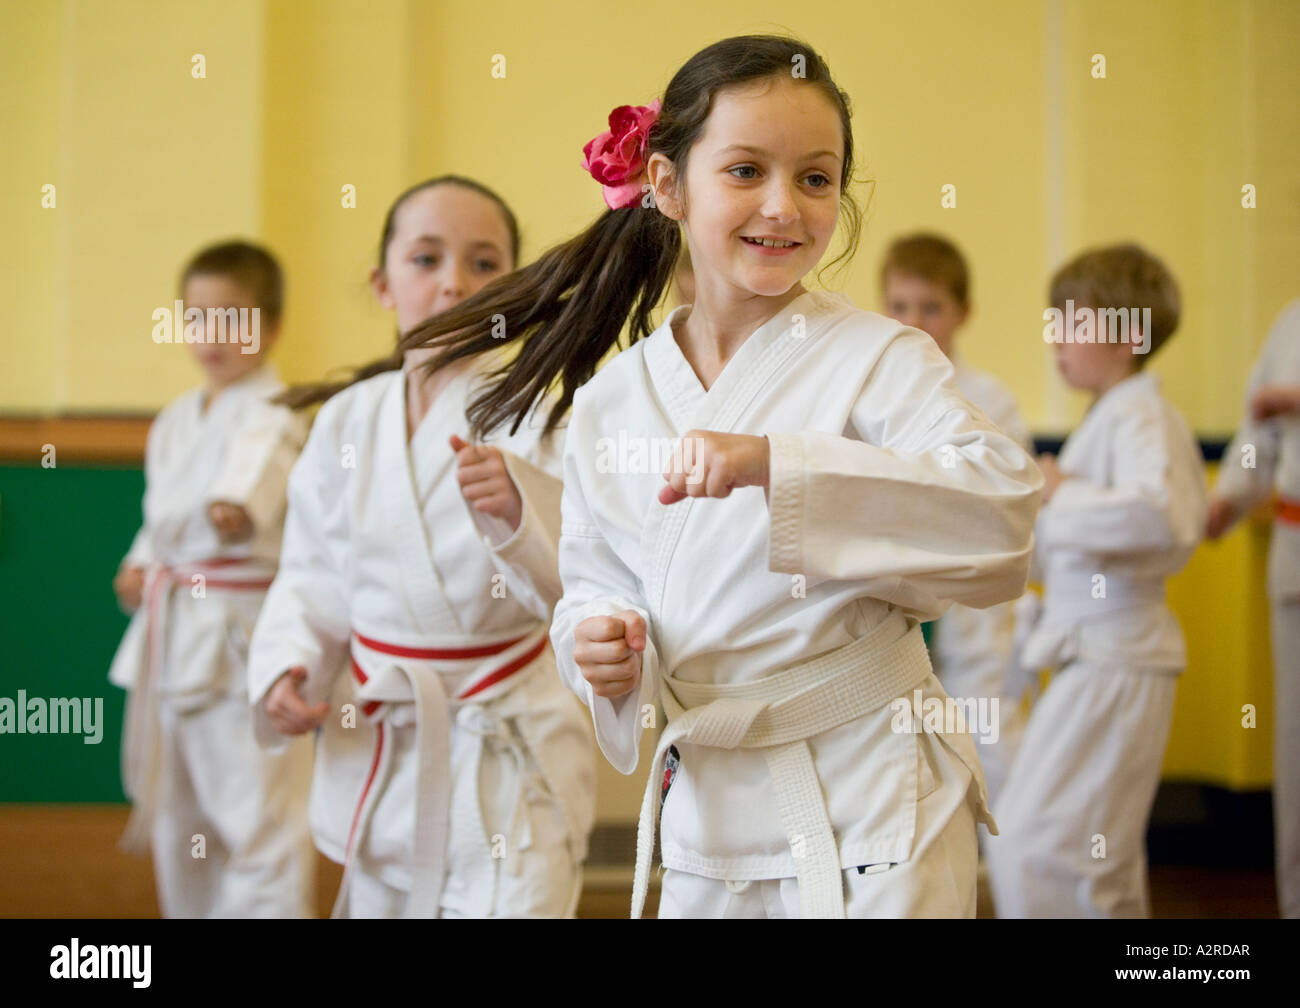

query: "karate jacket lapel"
left=638, top=290, right=827, bottom=613
left=377, top=370, right=462, bottom=635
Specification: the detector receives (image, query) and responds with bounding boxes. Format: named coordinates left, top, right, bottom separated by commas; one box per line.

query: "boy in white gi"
left=400, top=36, right=1043, bottom=918
left=249, top=177, right=595, bottom=918
left=881, top=233, right=1034, bottom=808
left=110, top=240, right=314, bottom=917
left=1205, top=298, right=1300, bottom=918
left=987, top=243, right=1207, bottom=918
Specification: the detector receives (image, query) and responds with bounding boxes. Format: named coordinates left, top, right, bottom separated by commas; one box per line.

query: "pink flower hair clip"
left=580, top=99, right=662, bottom=210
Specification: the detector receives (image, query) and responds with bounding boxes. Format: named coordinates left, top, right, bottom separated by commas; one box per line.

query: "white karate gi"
left=987, top=370, right=1207, bottom=918
left=550, top=290, right=1042, bottom=919
left=1213, top=298, right=1300, bottom=919
left=108, top=365, right=315, bottom=918
left=928, top=358, right=1034, bottom=809
left=247, top=357, right=596, bottom=919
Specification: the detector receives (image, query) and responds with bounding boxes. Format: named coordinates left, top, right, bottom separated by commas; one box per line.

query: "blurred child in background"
left=880, top=233, right=1033, bottom=810
left=1205, top=298, right=1300, bottom=918
left=110, top=240, right=314, bottom=917
left=988, top=243, right=1207, bottom=917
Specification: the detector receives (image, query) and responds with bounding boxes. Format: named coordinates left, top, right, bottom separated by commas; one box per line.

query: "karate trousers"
left=658, top=729, right=980, bottom=919
left=342, top=712, right=583, bottom=919
left=986, top=663, right=1176, bottom=918
left=1269, top=522, right=1300, bottom=918
left=151, top=692, right=315, bottom=918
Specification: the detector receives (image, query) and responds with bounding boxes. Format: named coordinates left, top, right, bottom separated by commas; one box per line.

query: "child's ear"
left=369, top=266, right=395, bottom=309
left=647, top=154, right=683, bottom=220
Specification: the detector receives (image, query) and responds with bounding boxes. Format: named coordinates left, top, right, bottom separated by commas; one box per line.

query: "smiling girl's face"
left=371, top=184, right=515, bottom=333
left=659, top=75, right=844, bottom=310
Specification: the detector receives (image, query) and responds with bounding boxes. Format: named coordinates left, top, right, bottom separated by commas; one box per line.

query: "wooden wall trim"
left=0, top=418, right=1240, bottom=468
left=0, top=415, right=153, bottom=464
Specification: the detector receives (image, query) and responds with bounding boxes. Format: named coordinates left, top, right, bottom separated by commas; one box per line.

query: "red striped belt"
left=333, top=626, right=550, bottom=918
left=349, top=631, right=548, bottom=716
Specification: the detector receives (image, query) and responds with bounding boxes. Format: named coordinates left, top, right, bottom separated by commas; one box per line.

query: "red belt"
left=334, top=628, right=550, bottom=918
left=1278, top=498, right=1300, bottom=526
left=350, top=631, right=548, bottom=716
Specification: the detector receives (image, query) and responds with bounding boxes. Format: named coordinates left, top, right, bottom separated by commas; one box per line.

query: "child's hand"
left=659, top=430, right=769, bottom=505
left=1036, top=453, right=1065, bottom=502
left=208, top=501, right=254, bottom=543
left=113, top=565, right=146, bottom=613
left=1205, top=497, right=1240, bottom=540
left=450, top=434, right=523, bottom=531
left=1251, top=384, right=1300, bottom=422
left=264, top=667, right=329, bottom=735
left=574, top=611, right=646, bottom=699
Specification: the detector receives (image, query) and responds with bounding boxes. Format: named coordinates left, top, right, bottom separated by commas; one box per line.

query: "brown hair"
left=399, top=34, right=864, bottom=439
left=880, top=233, right=969, bottom=308
left=278, top=175, right=521, bottom=409
left=1049, top=243, right=1180, bottom=363
left=181, top=240, right=284, bottom=327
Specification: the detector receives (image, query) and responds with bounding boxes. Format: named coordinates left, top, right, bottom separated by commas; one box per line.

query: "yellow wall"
left=261, top=0, right=417, bottom=386
left=6, top=0, right=1297, bottom=425
left=3, top=0, right=1296, bottom=794
left=1, top=0, right=61, bottom=413
left=2, top=0, right=266, bottom=411
left=1164, top=471, right=1276, bottom=789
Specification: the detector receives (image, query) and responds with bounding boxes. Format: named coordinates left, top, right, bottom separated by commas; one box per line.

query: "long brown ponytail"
left=403, top=34, right=863, bottom=440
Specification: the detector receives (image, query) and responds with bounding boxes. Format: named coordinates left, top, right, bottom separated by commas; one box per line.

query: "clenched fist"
left=451, top=434, right=523, bottom=531
left=574, top=610, right=647, bottom=699
left=114, top=565, right=146, bottom=613
left=208, top=501, right=254, bottom=543
left=264, top=667, right=329, bottom=735
left=659, top=430, right=770, bottom=506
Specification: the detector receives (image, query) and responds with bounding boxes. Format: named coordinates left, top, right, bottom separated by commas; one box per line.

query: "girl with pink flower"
left=403, top=36, right=1041, bottom=918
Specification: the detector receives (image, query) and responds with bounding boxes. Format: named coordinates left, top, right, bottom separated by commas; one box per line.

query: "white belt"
left=332, top=625, right=549, bottom=919
left=632, top=613, right=935, bottom=919
left=1040, top=568, right=1165, bottom=621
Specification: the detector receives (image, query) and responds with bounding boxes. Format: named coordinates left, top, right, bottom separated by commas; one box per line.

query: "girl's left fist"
left=451, top=434, right=523, bottom=531
left=659, top=430, right=770, bottom=505
left=208, top=501, right=253, bottom=543
left=1251, top=384, right=1300, bottom=422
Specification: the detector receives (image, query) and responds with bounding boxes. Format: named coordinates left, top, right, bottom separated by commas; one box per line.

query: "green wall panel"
left=0, top=464, right=142, bottom=801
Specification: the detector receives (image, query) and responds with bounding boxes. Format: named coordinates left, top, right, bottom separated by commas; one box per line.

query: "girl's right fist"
left=114, top=566, right=146, bottom=613
left=264, top=666, right=329, bottom=735
left=208, top=501, right=254, bottom=544
left=1205, top=497, right=1239, bottom=541
left=574, top=611, right=647, bottom=699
